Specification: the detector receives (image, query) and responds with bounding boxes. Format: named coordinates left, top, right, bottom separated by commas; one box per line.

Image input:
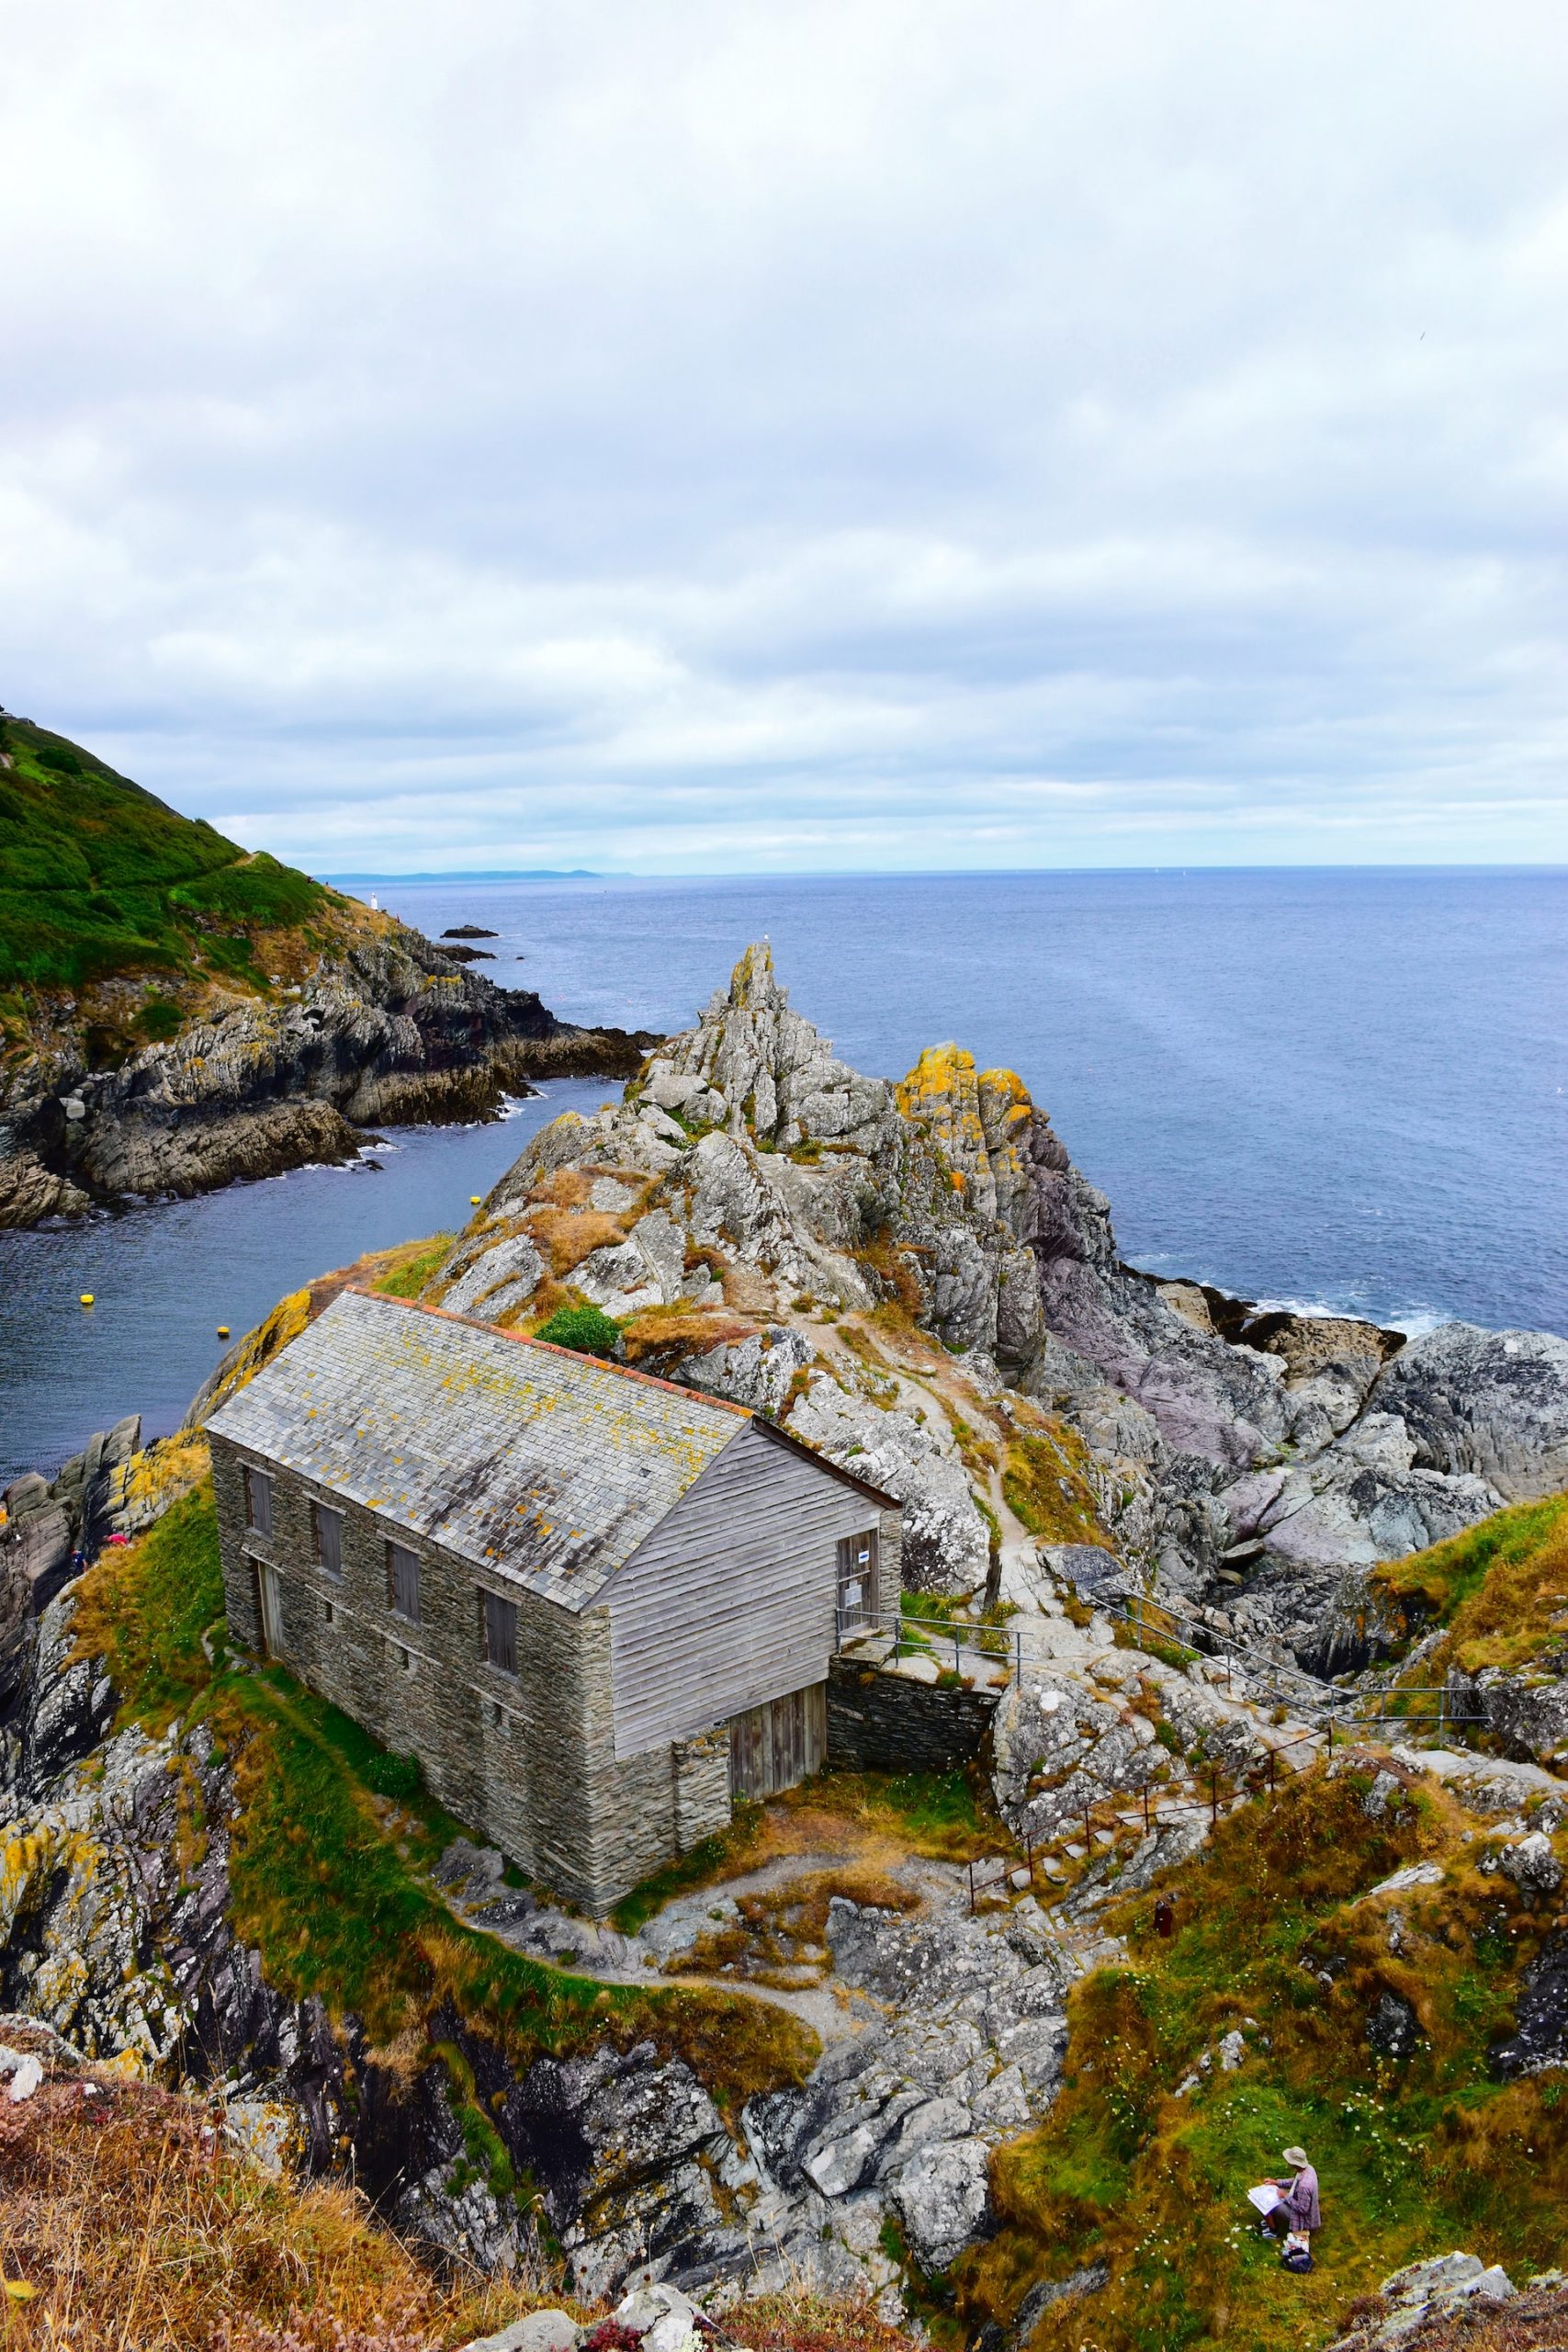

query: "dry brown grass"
left=526, top=1166, right=597, bottom=1208
left=618, top=1305, right=758, bottom=1367
left=739, top=2292, right=921, bottom=2352
left=0, top=2064, right=536, bottom=2352
left=748, top=1772, right=1000, bottom=1872
left=525, top=1207, right=633, bottom=1278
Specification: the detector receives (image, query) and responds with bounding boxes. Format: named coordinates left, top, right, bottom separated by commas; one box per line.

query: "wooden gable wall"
left=604, top=1423, right=884, bottom=1758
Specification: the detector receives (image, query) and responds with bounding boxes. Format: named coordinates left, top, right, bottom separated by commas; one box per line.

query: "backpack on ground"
left=1280, top=2242, right=1314, bottom=2274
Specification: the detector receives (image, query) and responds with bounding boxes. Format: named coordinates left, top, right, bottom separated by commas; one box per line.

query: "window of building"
left=323, top=1599, right=336, bottom=1625
left=312, top=1501, right=344, bottom=1577
left=481, top=1589, right=518, bottom=1676
left=243, top=1465, right=273, bottom=1537
left=387, top=1542, right=421, bottom=1623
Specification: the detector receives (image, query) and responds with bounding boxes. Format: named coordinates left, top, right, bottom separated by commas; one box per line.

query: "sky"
left=4, top=0, right=1567, bottom=876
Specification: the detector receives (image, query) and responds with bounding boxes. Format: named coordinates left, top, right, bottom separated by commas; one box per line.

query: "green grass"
left=870, top=1767, right=987, bottom=1846
left=373, top=1232, right=457, bottom=1298
left=0, top=714, right=334, bottom=998
left=71, top=1482, right=226, bottom=1730
left=1371, top=1491, right=1568, bottom=1676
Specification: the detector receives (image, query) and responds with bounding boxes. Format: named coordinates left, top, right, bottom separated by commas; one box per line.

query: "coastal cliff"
left=409, top=942, right=1568, bottom=1665
left=2, top=942, right=1567, bottom=2346
left=0, top=707, right=649, bottom=1227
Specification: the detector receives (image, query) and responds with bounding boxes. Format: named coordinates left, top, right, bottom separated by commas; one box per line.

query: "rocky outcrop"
left=1324, top=2252, right=1529, bottom=2350
left=0, top=920, right=649, bottom=1229
left=1369, top=1322, right=1568, bottom=1500
left=1448, top=1662, right=1568, bottom=1766
left=743, top=1894, right=1068, bottom=2280
left=417, top=944, right=1563, bottom=1657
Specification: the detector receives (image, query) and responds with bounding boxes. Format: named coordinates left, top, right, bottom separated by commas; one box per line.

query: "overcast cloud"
left=4, top=0, right=1566, bottom=871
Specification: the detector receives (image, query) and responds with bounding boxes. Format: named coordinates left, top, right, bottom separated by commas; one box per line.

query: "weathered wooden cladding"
left=604, top=1422, right=884, bottom=1757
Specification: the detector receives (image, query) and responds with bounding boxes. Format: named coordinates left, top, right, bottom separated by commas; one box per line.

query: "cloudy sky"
left=5, top=1, right=1566, bottom=873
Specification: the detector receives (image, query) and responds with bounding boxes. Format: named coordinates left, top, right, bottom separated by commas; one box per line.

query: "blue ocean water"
left=2, top=868, right=1563, bottom=1484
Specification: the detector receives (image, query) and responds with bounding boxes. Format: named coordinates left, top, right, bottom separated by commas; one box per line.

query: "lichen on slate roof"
left=204, top=1289, right=750, bottom=1609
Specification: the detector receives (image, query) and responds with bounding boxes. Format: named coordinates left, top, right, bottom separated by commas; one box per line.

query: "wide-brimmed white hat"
left=1282, top=2145, right=1310, bottom=2168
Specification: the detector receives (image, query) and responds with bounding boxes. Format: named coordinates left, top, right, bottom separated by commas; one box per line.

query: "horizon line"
left=317, top=858, right=1568, bottom=886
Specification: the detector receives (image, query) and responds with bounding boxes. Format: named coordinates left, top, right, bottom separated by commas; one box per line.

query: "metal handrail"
left=858, top=1592, right=1476, bottom=1736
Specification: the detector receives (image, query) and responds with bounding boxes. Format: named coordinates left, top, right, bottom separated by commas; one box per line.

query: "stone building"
left=206, top=1288, right=899, bottom=1912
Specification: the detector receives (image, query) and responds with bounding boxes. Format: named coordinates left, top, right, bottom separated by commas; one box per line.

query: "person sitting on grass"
left=1262, top=2146, right=1320, bottom=2248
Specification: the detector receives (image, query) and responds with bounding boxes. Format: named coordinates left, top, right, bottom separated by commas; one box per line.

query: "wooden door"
left=728, top=1682, right=827, bottom=1800
left=836, top=1530, right=878, bottom=1641
left=254, top=1561, right=284, bottom=1658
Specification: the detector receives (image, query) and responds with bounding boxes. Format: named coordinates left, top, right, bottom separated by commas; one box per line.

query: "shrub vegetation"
left=1371, top=1493, right=1568, bottom=1678
left=534, top=1303, right=624, bottom=1357
left=954, top=1763, right=1568, bottom=2352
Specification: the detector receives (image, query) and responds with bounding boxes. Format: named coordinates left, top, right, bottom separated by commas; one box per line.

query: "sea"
left=2, top=867, right=1564, bottom=1486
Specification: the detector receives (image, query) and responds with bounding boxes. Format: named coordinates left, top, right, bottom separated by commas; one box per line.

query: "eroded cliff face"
left=0, top=910, right=648, bottom=1229
left=412, top=943, right=1568, bottom=1658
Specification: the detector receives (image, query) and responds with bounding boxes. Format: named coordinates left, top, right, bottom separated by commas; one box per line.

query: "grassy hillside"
left=0, top=709, right=336, bottom=999
left=1369, top=1491, right=1568, bottom=1678
left=956, top=1762, right=1568, bottom=2352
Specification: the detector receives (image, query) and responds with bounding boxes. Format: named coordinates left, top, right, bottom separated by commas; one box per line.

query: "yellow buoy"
left=217, top=1326, right=231, bottom=1340
left=469, top=1195, right=481, bottom=1205
left=79, top=1293, right=95, bottom=1307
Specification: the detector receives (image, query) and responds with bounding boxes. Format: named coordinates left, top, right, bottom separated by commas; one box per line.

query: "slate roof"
left=204, top=1288, right=755, bottom=1611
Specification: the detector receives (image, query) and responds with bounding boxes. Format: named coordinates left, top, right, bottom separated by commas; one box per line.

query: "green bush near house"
left=534, top=1303, right=623, bottom=1358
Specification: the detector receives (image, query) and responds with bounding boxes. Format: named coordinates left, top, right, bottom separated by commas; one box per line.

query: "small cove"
left=0, top=1081, right=614, bottom=1484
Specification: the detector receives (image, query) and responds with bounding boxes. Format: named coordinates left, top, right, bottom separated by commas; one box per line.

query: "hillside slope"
left=0, top=707, right=649, bottom=1227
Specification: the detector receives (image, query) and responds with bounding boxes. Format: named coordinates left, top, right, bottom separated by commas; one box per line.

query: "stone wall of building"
left=209, top=1432, right=736, bottom=1913
left=826, top=1652, right=1000, bottom=1774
